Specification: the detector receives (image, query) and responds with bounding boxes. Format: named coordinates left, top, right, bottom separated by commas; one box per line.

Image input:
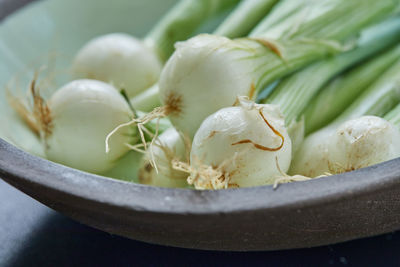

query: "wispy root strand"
left=7, top=71, right=53, bottom=142
left=273, top=157, right=330, bottom=190
left=105, top=106, right=170, bottom=173
left=172, top=154, right=241, bottom=190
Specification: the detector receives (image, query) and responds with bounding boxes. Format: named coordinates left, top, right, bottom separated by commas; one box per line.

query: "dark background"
left=1, top=179, right=400, bottom=267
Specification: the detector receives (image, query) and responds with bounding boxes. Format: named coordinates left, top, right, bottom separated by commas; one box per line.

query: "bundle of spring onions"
left=9, top=0, right=400, bottom=190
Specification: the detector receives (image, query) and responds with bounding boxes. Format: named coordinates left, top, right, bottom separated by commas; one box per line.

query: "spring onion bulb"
left=327, top=116, right=400, bottom=174
left=72, top=33, right=162, bottom=98
left=40, top=80, right=134, bottom=173
left=138, top=128, right=189, bottom=188
left=186, top=97, right=291, bottom=189
left=12, top=79, right=171, bottom=174
left=72, top=0, right=240, bottom=98
left=291, top=58, right=400, bottom=177
left=157, top=0, right=399, bottom=138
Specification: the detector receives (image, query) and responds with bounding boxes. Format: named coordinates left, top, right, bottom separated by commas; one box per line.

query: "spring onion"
left=385, top=103, right=400, bottom=131
left=129, top=0, right=283, bottom=112
left=214, top=0, right=279, bottom=38
left=72, top=33, right=163, bottom=98
left=138, top=127, right=189, bottom=188
left=303, top=45, right=400, bottom=134
left=326, top=104, right=400, bottom=175
left=262, top=18, right=400, bottom=151
left=291, top=58, right=400, bottom=177
left=12, top=79, right=170, bottom=174
left=187, top=97, right=291, bottom=189
left=158, top=0, right=399, bottom=138
left=72, top=0, right=240, bottom=98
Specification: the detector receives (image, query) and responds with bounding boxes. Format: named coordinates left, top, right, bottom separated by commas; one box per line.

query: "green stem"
left=250, top=0, right=325, bottom=38
left=332, top=58, right=400, bottom=126
left=144, top=0, right=240, bottom=63
left=303, top=44, right=400, bottom=134
left=214, top=0, right=279, bottom=38
left=130, top=84, right=161, bottom=112
left=248, top=0, right=400, bottom=95
left=263, top=18, right=400, bottom=126
left=289, top=1, right=398, bottom=41
left=385, top=104, right=400, bottom=130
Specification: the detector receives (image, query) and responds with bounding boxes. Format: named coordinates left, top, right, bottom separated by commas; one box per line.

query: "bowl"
left=1, top=0, right=400, bottom=251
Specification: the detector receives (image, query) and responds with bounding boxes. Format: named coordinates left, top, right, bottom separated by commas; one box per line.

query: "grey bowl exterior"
left=2, top=137, right=400, bottom=251
left=1, top=0, right=400, bottom=251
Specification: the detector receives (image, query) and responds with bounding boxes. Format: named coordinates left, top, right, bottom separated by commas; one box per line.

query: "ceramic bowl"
left=1, top=0, right=400, bottom=251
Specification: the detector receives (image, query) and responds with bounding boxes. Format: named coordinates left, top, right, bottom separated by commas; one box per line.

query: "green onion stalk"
left=291, top=57, right=400, bottom=177
left=71, top=0, right=240, bottom=98
left=262, top=17, right=400, bottom=152
left=303, top=45, right=400, bottom=135
left=385, top=103, right=400, bottom=131
left=157, top=0, right=400, bottom=139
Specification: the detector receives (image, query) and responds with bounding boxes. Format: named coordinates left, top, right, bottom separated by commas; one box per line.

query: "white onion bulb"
left=72, top=33, right=162, bottom=98
left=328, top=116, right=400, bottom=173
left=291, top=116, right=400, bottom=177
left=138, top=128, right=188, bottom=188
left=45, top=79, right=133, bottom=173
left=190, top=97, right=292, bottom=189
left=159, top=34, right=259, bottom=138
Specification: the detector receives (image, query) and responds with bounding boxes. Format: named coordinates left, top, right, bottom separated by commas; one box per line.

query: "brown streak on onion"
left=232, top=109, right=285, bottom=152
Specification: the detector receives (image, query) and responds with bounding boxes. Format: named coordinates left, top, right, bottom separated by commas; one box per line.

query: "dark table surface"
left=1, top=179, right=400, bottom=267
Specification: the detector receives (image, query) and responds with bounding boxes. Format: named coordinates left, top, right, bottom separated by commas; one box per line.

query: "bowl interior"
left=0, top=0, right=198, bottom=182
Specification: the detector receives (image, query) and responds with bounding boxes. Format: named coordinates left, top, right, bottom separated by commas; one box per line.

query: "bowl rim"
left=0, top=0, right=38, bottom=22
left=1, top=0, right=400, bottom=217
left=2, top=137, right=400, bottom=216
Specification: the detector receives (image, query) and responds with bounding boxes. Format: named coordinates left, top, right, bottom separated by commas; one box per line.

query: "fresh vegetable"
left=176, top=19, right=400, bottom=189
left=325, top=115, right=400, bottom=174
left=291, top=58, right=400, bottom=177
left=303, top=45, right=400, bottom=134
left=262, top=18, right=400, bottom=151
left=214, top=0, right=279, bottom=38
left=157, top=0, right=399, bottom=138
left=72, top=0, right=240, bottom=98
left=10, top=79, right=170, bottom=174
left=187, top=97, right=291, bottom=189
left=72, top=33, right=162, bottom=98
left=385, top=103, right=400, bottom=131
left=130, top=0, right=283, bottom=113
left=138, top=128, right=189, bottom=188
